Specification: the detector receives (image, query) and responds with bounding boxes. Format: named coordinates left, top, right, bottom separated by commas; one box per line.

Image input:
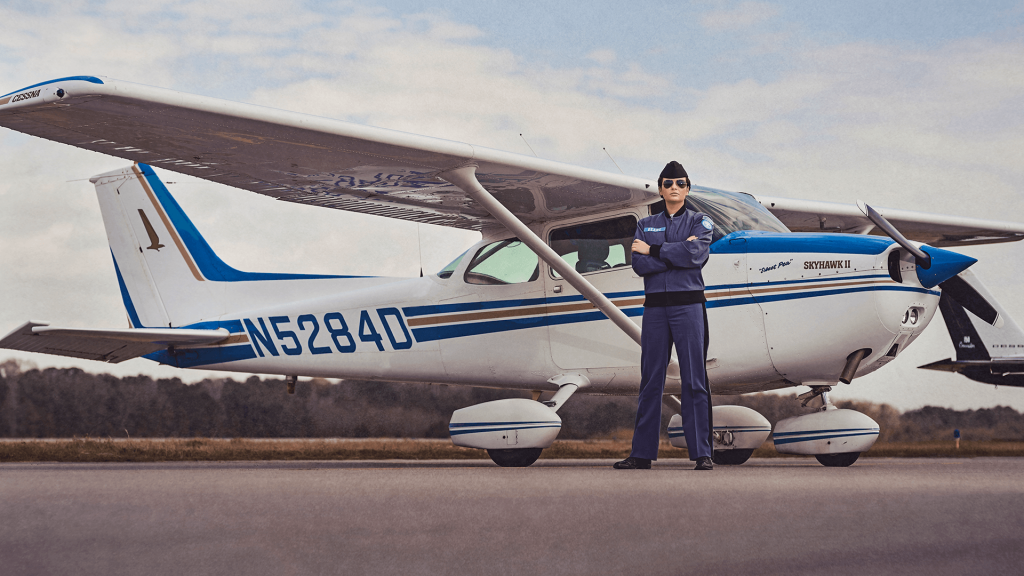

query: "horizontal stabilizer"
left=919, top=358, right=1024, bottom=388
left=0, top=321, right=229, bottom=364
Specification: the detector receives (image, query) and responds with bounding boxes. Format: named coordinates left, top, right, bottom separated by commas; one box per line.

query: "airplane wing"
left=754, top=196, right=1024, bottom=247
left=2, top=76, right=1022, bottom=244
left=0, top=321, right=230, bottom=364
left=0, top=76, right=656, bottom=230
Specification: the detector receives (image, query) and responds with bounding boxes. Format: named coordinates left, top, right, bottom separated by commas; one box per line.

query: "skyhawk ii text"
left=804, top=260, right=852, bottom=270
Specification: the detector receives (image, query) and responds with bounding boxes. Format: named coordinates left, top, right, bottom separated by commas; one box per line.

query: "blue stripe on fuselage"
left=409, top=283, right=936, bottom=342
left=145, top=343, right=257, bottom=368
left=179, top=319, right=245, bottom=332
left=406, top=273, right=896, bottom=319
left=708, top=273, right=891, bottom=291
left=711, top=284, right=939, bottom=309
left=712, top=231, right=894, bottom=255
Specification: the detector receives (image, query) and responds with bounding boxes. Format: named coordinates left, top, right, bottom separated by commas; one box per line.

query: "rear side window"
left=464, top=239, right=539, bottom=285
left=549, top=215, right=637, bottom=278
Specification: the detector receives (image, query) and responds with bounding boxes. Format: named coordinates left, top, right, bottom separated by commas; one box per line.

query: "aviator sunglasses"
left=662, top=179, right=689, bottom=189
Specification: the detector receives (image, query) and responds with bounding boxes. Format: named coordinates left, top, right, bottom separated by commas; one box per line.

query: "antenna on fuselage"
left=417, top=222, right=424, bottom=277
left=520, top=134, right=538, bottom=157
left=603, top=147, right=624, bottom=174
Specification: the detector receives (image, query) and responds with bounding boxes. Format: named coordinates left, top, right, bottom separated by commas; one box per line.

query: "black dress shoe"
left=613, top=457, right=652, bottom=469
left=694, top=456, right=714, bottom=470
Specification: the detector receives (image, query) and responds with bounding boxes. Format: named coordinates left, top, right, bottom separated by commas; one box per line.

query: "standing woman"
left=614, top=161, right=715, bottom=471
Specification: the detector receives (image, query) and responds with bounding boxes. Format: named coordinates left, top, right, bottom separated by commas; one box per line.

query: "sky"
left=1, top=0, right=1024, bottom=412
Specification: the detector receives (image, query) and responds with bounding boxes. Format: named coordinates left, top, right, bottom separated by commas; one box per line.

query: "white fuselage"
left=159, top=209, right=939, bottom=396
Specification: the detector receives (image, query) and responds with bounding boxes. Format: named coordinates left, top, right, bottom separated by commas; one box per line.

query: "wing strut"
left=441, top=165, right=642, bottom=346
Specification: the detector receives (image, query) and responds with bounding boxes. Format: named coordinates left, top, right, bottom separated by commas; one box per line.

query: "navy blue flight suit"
left=630, top=207, right=714, bottom=461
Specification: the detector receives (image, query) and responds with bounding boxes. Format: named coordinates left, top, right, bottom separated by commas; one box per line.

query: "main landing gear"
left=774, top=386, right=879, bottom=467
left=666, top=399, right=772, bottom=465
left=448, top=374, right=589, bottom=467
left=805, top=387, right=859, bottom=467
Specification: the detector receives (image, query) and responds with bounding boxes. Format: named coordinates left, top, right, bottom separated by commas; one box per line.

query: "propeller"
left=856, top=200, right=930, bottom=269
left=857, top=200, right=1000, bottom=325
left=857, top=200, right=976, bottom=289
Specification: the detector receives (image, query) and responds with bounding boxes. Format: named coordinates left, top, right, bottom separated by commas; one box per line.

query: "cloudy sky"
left=2, top=0, right=1023, bottom=412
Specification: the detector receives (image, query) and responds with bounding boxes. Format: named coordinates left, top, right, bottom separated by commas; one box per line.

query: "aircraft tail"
left=919, top=269, right=1024, bottom=387
left=92, top=164, right=229, bottom=328
left=92, top=164, right=355, bottom=329
left=1, top=163, right=380, bottom=365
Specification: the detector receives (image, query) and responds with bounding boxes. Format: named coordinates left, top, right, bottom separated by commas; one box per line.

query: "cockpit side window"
left=464, top=239, right=539, bottom=285
left=548, top=215, right=638, bottom=278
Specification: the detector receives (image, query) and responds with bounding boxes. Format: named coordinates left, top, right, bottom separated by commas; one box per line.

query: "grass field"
left=1, top=438, right=1023, bottom=462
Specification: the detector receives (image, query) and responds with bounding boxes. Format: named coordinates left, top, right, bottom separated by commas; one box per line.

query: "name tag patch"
left=644, top=227, right=666, bottom=232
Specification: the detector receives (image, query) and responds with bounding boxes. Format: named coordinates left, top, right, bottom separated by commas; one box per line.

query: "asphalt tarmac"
left=2, top=458, right=1022, bottom=576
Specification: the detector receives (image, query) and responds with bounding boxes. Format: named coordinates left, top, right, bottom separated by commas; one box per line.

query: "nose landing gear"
left=776, top=385, right=879, bottom=466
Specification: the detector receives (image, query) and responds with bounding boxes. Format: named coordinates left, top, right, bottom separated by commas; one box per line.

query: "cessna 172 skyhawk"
left=3, top=76, right=1024, bottom=467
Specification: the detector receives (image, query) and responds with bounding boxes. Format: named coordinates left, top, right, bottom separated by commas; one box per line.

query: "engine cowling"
left=448, top=398, right=562, bottom=450
left=773, top=408, right=879, bottom=455
left=669, top=405, right=771, bottom=451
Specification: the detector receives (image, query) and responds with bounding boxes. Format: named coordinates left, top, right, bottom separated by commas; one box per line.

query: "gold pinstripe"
left=407, top=277, right=891, bottom=327
left=131, top=164, right=205, bottom=281
left=407, top=297, right=645, bottom=327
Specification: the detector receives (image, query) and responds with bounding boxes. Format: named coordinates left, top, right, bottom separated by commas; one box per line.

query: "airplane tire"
left=487, top=448, right=543, bottom=467
left=815, top=452, right=860, bottom=467
left=712, top=449, right=753, bottom=465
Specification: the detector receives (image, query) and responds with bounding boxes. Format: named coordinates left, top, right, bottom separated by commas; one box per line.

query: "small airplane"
left=918, top=269, right=1024, bottom=388
left=3, top=76, right=1023, bottom=467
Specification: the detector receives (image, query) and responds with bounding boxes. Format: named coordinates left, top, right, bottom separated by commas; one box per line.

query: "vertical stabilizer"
left=91, top=163, right=364, bottom=330
left=938, top=292, right=990, bottom=361
left=91, top=164, right=222, bottom=328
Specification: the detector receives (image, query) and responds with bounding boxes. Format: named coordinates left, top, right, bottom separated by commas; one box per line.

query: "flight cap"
left=659, top=161, right=688, bottom=186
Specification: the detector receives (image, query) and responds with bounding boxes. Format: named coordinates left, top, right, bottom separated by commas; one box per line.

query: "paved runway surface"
left=2, top=458, right=1023, bottom=575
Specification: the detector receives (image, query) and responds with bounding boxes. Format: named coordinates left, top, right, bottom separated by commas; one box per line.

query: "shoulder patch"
left=701, top=216, right=714, bottom=230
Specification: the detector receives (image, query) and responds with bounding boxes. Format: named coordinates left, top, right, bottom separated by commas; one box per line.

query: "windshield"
left=680, top=187, right=790, bottom=243
left=463, top=239, right=539, bottom=285
left=436, top=249, right=469, bottom=279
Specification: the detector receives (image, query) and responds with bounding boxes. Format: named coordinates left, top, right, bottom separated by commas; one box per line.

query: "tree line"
left=2, top=360, right=1022, bottom=441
